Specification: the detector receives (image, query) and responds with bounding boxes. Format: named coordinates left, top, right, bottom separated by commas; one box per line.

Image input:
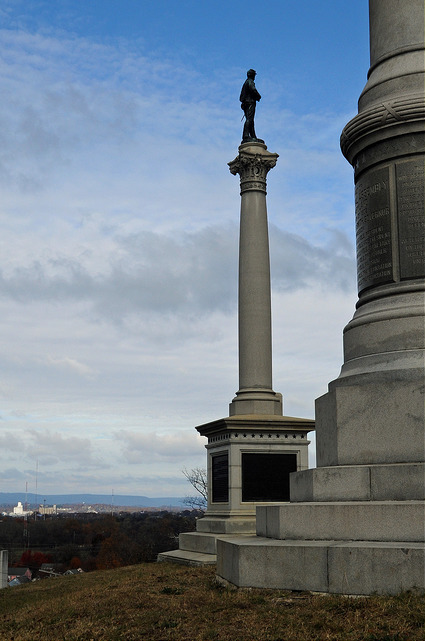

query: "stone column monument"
left=158, top=74, right=313, bottom=566
left=216, top=0, right=425, bottom=594
left=192, top=141, right=312, bottom=540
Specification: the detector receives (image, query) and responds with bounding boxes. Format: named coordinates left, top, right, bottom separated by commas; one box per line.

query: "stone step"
left=216, top=536, right=425, bottom=595
left=257, top=501, right=425, bottom=542
left=290, top=462, right=425, bottom=502
left=179, top=531, right=254, bottom=555
left=157, top=549, right=216, bottom=566
left=196, top=516, right=256, bottom=534
left=180, top=532, right=220, bottom=554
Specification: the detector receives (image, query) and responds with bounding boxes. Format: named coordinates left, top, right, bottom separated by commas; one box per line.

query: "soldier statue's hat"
left=247, top=68, right=257, bottom=76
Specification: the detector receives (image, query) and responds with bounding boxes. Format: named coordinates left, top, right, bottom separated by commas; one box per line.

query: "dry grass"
left=1, top=562, right=424, bottom=640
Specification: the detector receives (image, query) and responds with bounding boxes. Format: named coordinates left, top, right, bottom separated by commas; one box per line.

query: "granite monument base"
left=158, top=414, right=313, bottom=565
left=217, top=538, right=425, bottom=595
left=216, top=284, right=425, bottom=594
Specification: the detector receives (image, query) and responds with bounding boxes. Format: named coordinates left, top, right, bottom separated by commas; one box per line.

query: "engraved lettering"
left=355, top=167, right=393, bottom=293
left=397, top=160, right=425, bottom=279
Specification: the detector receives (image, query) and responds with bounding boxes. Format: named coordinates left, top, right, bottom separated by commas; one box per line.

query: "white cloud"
left=0, top=22, right=359, bottom=495
left=116, top=430, right=206, bottom=463
left=46, top=356, right=96, bottom=379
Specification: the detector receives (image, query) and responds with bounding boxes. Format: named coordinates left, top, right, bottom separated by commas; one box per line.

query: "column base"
left=229, top=389, right=283, bottom=416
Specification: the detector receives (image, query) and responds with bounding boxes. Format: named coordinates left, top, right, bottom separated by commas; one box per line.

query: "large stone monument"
left=216, top=0, right=425, bottom=594
left=158, top=73, right=313, bottom=565
left=194, top=141, right=313, bottom=543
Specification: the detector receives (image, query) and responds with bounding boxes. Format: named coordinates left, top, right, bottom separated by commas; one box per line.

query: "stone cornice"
left=341, top=92, right=425, bottom=163
left=196, top=414, right=315, bottom=438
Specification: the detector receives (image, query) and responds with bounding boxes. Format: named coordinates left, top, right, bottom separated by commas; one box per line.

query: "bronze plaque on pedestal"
left=212, top=453, right=229, bottom=503
left=241, top=453, right=296, bottom=502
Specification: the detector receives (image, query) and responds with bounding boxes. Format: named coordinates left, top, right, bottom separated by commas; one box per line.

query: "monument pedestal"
left=159, top=415, right=312, bottom=565
left=216, top=0, right=425, bottom=594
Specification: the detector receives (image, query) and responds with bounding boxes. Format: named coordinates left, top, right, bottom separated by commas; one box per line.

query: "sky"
left=0, top=0, right=370, bottom=499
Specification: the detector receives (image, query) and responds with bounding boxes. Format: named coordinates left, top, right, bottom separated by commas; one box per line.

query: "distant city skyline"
left=0, top=492, right=186, bottom=510
left=0, top=1, right=368, bottom=496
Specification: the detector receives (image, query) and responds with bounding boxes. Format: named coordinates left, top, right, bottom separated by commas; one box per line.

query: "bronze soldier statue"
left=240, top=69, right=263, bottom=143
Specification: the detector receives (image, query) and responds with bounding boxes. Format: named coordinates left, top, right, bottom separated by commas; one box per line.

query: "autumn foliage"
left=14, top=550, right=53, bottom=569
left=1, top=511, right=196, bottom=573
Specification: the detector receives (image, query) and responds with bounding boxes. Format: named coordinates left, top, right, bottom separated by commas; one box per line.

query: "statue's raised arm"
left=240, top=69, right=264, bottom=144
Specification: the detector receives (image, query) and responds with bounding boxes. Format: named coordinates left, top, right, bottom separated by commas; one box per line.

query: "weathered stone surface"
left=157, top=549, right=216, bottom=566
left=359, top=0, right=425, bottom=110
left=196, top=517, right=256, bottom=534
left=179, top=532, right=221, bottom=554
left=315, top=370, right=425, bottom=467
left=217, top=537, right=425, bottom=595
left=290, top=463, right=425, bottom=502
left=216, top=537, right=329, bottom=591
left=256, top=502, right=425, bottom=542
left=328, top=543, right=425, bottom=595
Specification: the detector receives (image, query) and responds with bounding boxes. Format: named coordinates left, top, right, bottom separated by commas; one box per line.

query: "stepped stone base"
left=256, top=501, right=425, bottom=542
left=217, top=537, right=425, bottom=595
left=216, top=497, right=425, bottom=594
left=180, top=531, right=225, bottom=554
left=196, top=516, right=256, bottom=534
left=290, top=463, right=425, bottom=502
left=157, top=532, right=253, bottom=566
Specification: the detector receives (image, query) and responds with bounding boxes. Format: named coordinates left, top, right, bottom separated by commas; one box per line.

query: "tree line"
left=0, top=511, right=199, bottom=573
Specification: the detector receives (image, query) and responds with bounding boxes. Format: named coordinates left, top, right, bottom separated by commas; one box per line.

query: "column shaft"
left=238, top=189, right=272, bottom=391
left=228, top=142, right=282, bottom=416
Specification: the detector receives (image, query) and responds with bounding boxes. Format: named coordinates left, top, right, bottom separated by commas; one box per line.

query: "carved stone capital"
left=228, top=144, right=278, bottom=194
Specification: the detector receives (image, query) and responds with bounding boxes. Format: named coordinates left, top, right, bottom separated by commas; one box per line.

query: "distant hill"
left=0, top=492, right=185, bottom=508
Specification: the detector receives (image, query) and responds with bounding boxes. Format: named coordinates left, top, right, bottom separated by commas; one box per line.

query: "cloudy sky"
left=0, top=0, right=369, bottom=499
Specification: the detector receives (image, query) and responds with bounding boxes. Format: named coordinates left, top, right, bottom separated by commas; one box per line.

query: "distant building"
left=39, top=563, right=61, bottom=577
left=10, top=502, right=33, bottom=517
left=8, top=567, right=32, bottom=582
left=38, top=504, right=57, bottom=515
left=8, top=576, right=31, bottom=587
left=64, top=568, right=84, bottom=575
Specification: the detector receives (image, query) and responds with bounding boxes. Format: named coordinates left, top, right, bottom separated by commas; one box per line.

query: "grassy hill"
left=0, top=562, right=423, bottom=641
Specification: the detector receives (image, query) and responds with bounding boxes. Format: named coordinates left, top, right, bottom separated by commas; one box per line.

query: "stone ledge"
left=216, top=537, right=425, bottom=594
left=157, top=549, right=216, bottom=566
left=179, top=531, right=253, bottom=554
left=290, top=463, right=425, bottom=502
left=196, top=516, right=256, bottom=534
left=196, top=414, right=314, bottom=438
left=256, top=501, right=425, bottom=542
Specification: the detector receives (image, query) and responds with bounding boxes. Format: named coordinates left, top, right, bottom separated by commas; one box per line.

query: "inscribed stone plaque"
left=397, top=160, right=425, bottom=279
left=242, top=453, right=296, bottom=502
left=355, top=166, right=393, bottom=293
left=212, top=453, right=228, bottom=503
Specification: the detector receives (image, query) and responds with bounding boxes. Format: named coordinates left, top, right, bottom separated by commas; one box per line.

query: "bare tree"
left=182, top=467, right=207, bottom=511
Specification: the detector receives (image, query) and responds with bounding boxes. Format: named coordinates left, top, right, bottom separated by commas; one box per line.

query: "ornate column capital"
left=228, top=143, right=278, bottom=194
